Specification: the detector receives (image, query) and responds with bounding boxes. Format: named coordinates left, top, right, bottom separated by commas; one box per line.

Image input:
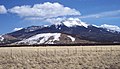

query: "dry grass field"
left=0, top=46, right=120, bottom=69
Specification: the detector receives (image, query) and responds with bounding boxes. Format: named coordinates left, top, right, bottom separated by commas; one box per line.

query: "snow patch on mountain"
left=13, top=28, right=23, bottom=31
left=92, top=24, right=100, bottom=28
left=99, top=24, right=120, bottom=32
left=0, top=35, right=4, bottom=41
left=25, top=25, right=49, bottom=32
left=67, top=35, right=75, bottom=41
left=43, top=25, right=49, bottom=27
left=16, top=33, right=61, bottom=44
left=25, top=26, right=42, bottom=32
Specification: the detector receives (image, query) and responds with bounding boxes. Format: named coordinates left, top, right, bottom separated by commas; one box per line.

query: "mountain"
left=12, top=33, right=95, bottom=45
left=1, top=18, right=120, bottom=45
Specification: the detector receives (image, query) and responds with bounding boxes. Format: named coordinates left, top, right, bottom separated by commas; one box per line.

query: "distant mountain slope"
left=12, top=33, right=95, bottom=45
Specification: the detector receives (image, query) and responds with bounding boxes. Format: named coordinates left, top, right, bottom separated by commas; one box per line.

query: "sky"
left=0, top=0, right=120, bottom=34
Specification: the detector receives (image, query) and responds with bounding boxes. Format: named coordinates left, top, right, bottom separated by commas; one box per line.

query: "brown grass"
left=0, top=46, right=120, bottom=69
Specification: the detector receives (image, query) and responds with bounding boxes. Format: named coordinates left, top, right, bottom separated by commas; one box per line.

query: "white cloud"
left=9, top=2, right=80, bottom=20
left=80, top=10, right=120, bottom=18
left=0, top=5, right=7, bottom=14
left=13, top=28, right=23, bottom=31
left=46, top=17, right=67, bottom=24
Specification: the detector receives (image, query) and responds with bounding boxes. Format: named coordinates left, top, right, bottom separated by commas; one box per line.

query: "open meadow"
left=0, top=46, right=120, bottom=69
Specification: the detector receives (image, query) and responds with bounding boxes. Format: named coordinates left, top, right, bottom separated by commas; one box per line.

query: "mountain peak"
left=54, top=18, right=89, bottom=28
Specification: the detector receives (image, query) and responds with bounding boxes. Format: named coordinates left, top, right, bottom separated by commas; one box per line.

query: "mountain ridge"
left=1, top=18, right=120, bottom=45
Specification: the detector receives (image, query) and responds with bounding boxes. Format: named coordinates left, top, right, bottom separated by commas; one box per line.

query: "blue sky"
left=0, top=0, right=120, bottom=34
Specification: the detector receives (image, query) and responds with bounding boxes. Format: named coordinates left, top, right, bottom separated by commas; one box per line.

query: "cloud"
left=80, top=10, right=120, bottom=18
left=0, top=5, right=7, bottom=14
left=13, top=28, right=23, bottom=31
left=9, top=2, right=80, bottom=20
left=46, top=17, right=67, bottom=24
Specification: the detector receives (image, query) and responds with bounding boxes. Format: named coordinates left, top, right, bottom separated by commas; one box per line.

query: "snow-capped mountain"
left=1, top=18, right=120, bottom=45
left=93, top=24, right=120, bottom=33
left=99, top=24, right=120, bottom=33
